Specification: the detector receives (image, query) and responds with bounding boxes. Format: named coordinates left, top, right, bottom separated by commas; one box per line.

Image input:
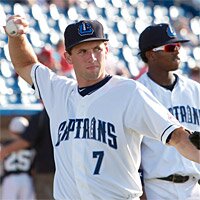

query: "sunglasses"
left=152, top=43, right=181, bottom=52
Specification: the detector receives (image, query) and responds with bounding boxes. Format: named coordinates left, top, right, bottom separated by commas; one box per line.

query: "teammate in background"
left=0, top=108, right=55, bottom=200
left=0, top=117, right=36, bottom=200
left=137, top=23, right=200, bottom=200
left=4, top=15, right=200, bottom=199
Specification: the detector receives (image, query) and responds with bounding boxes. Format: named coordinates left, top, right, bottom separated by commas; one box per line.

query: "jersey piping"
left=161, top=124, right=173, bottom=142
left=34, top=64, right=42, bottom=99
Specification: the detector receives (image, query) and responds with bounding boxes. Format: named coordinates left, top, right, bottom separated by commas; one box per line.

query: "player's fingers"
left=14, top=18, right=29, bottom=27
left=6, top=15, right=29, bottom=27
left=5, top=15, right=29, bottom=36
left=7, top=14, right=24, bottom=20
left=17, top=27, right=29, bottom=35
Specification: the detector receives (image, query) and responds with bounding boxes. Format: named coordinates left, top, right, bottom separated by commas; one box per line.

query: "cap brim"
left=160, top=38, right=190, bottom=46
left=67, top=38, right=109, bottom=50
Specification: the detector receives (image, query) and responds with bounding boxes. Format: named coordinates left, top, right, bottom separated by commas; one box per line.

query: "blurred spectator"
left=0, top=117, right=36, bottom=200
left=37, top=45, right=56, bottom=70
left=49, top=0, right=78, bottom=11
left=189, top=66, right=200, bottom=83
left=0, top=109, right=55, bottom=200
left=54, top=39, right=73, bottom=75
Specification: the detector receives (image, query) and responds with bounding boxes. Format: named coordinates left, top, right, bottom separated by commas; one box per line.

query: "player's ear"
left=64, top=51, right=72, bottom=64
left=146, top=51, right=155, bottom=61
left=145, top=51, right=151, bottom=59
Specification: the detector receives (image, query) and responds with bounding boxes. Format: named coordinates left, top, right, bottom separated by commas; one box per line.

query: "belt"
left=157, top=174, right=189, bottom=183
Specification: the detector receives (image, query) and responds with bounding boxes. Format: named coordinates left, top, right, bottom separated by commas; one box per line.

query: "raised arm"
left=168, top=127, right=200, bottom=163
left=5, top=15, right=38, bottom=85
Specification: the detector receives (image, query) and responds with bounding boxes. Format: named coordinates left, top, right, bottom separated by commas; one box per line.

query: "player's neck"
left=77, top=73, right=109, bottom=88
left=78, top=75, right=112, bottom=96
left=147, top=71, right=176, bottom=86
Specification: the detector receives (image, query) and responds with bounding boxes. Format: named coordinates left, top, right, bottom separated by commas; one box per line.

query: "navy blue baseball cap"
left=138, top=23, right=189, bottom=54
left=64, top=20, right=109, bottom=50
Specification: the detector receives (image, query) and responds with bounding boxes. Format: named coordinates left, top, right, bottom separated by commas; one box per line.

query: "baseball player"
left=138, top=23, right=200, bottom=199
left=1, top=117, right=36, bottom=200
left=0, top=108, right=55, bottom=200
left=4, top=15, right=200, bottom=200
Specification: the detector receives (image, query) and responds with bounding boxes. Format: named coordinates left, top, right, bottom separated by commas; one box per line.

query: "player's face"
left=151, top=43, right=181, bottom=72
left=66, top=41, right=108, bottom=87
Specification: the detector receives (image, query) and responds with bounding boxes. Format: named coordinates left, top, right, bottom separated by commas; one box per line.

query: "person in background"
left=54, top=39, right=74, bottom=76
left=0, top=117, right=36, bottom=200
left=0, top=108, right=55, bottom=200
left=37, top=45, right=56, bottom=71
left=137, top=23, right=200, bottom=200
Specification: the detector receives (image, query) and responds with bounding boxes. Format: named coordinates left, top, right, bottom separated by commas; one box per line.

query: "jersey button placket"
left=72, top=100, right=92, bottom=199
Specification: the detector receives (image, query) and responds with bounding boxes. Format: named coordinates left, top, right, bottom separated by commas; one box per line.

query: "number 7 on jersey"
left=93, top=151, right=104, bottom=175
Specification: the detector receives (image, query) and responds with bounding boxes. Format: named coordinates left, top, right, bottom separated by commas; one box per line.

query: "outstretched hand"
left=169, top=127, right=200, bottom=163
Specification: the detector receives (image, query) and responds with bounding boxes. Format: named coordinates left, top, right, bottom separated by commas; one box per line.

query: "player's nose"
left=87, top=50, right=97, bottom=62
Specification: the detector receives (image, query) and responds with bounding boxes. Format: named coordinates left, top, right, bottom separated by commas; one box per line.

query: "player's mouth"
left=173, top=56, right=180, bottom=61
left=86, top=65, right=98, bottom=71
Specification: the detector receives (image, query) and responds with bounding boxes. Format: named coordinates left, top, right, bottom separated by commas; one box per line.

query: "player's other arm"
left=5, top=15, right=38, bottom=85
left=0, top=139, right=30, bottom=161
left=168, top=127, right=200, bottom=163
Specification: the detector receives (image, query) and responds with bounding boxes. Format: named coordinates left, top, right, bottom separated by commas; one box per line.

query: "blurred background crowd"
left=0, top=0, right=199, bottom=199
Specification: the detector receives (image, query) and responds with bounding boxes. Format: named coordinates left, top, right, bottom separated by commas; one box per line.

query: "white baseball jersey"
left=1, top=141, right=36, bottom=200
left=31, top=63, right=182, bottom=200
left=138, top=73, right=200, bottom=179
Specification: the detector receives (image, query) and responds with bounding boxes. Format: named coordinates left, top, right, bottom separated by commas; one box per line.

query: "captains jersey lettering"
left=55, top=118, right=117, bottom=149
left=168, top=105, right=200, bottom=125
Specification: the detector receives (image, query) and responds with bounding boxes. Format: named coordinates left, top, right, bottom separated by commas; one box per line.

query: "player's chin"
left=86, top=71, right=101, bottom=80
left=169, top=60, right=180, bottom=70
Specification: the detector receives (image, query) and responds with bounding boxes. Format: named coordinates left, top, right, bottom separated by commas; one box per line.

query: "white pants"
left=144, top=177, right=200, bottom=200
left=2, top=174, right=36, bottom=200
